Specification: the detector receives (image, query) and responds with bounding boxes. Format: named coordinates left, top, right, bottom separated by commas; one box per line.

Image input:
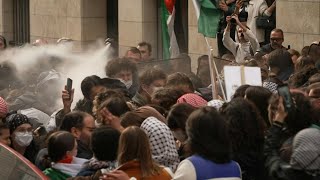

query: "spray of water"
left=0, top=40, right=113, bottom=109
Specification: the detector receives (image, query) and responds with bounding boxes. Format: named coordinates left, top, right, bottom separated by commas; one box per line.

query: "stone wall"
left=277, top=0, right=320, bottom=52
left=0, top=0, right=13, bottom=43
left=30, top=0, right=106, bottom=49
left=118, top=0, right=158, bottom=58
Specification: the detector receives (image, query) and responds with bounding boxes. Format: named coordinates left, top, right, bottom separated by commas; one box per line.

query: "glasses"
left=270, top=37, right=283, bottom=42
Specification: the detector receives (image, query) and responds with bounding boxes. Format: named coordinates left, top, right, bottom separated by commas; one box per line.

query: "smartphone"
left=288, top=45, right=291, bottom=49
left=277, top=85, right=293, bottom=111
left=66, top=78, right=73, bottom=99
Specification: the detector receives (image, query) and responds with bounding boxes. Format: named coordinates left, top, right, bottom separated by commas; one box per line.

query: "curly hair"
left=288, top=67, right=319, bottom=88
left=151, top=88, right=185, bottom=113
left=220, top=98, right=265, bottom=153
left=269, top=92, right=315, bottom=135
left=105, top=57, right=137, bottom=77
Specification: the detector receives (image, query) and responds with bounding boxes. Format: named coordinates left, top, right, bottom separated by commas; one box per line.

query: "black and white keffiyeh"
left=140, top=116, right=180, bottom=171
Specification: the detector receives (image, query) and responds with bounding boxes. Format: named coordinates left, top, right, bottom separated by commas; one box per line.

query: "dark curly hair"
left=268, top=92, right=315, bottom=135
left=288, top=66, right=318, bottom=88
left=220, top=98, right=265, bottom=153
left=105, top=57, right=137, bottom=78
left=151, top=88, right=185, bottom=113
left=187, top=107, right=231, bottom=163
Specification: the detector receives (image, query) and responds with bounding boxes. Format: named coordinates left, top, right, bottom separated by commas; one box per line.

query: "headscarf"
left=290, top=127, right=320, bottom=175
left=140, top=117, right=180, bottom=171
left=177, top=93, right=208, bottom=108
left=134, top=106, right=166, bottom=123
left=5, top=114, right=31, bottom=133
left=0, top=97, right=8, bottom=115
left=207, top=99, right=224, bottom=110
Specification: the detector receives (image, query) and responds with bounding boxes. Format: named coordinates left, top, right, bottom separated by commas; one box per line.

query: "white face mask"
left=120, top=79, right=133, bottom=89
left=14, top=132, right=33, bottom=147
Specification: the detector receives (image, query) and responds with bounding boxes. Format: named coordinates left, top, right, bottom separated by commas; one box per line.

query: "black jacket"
left=264, top=125, right=320, bottom=180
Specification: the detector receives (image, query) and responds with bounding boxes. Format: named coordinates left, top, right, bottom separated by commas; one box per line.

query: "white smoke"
left=0, top=40, right=113, bottom=109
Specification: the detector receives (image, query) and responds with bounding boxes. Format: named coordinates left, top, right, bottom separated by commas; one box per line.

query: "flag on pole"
left=192, top=0, right=221, bottom=38
left=161, top=0, right=180, bottom=59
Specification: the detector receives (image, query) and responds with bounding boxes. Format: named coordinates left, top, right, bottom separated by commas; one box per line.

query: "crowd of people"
left=0, top=0, right=320, bottom=179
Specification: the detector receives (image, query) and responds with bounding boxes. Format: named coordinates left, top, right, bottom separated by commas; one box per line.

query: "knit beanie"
left=5, top=114, right=31, bottom=133
left=290, top=127, right=320, bottom=174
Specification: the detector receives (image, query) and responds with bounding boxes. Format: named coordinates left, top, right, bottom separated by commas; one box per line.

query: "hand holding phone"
left=66, top=78, right=73, bottom=98
left=62, top=78, right=74, bottom=113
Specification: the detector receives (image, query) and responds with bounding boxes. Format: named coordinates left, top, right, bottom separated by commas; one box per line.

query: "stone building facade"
left=0, top=0, right=319, bottom=70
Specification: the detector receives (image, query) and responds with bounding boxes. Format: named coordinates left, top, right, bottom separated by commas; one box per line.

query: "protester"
left=43, top=131, right=87, bottom=179
left=132, top=68, right=167, bottom=107
left=59, top=111, right=96, bottom=159
left=50, top=75, right=127, bottom=132
left=105, top=57, right=138, bottom=97
left=288, top=49, right=300, bottom=65
left=125, top=47, right=142, bottom=62
left=307, top=82, right=320, bottom=110
left=151, top=88, right=185, bottom=113
left=167, top=103, right=196, bottom=160
left=267, top=49, right=294, bottom=81
left=120, top=113, right=180, bottom=171
left=0, top=122, right=10, bottom=146
left=5, top=113, right=39, bottom=163
left=98, top=95, right=130, bottom=132
left=176, top=93, right=208, bottom=108
left=137, top=41, right=152, bottom=61
left=267, top=93, right=316, bottom=163
left=264, top=97, right=320, bottom=179
left=166, top=72, right=195, bottom=94
left=115, top=126, right=173, bottom=179
left=77, top=127, right=120, bottom=177
left=245, top=86, right=272, bottom=127
left=221, top=98, right=266, bottom=180
left=223, top=15, right=260, bottom=64
left=174, top=107, right=242, bottom=180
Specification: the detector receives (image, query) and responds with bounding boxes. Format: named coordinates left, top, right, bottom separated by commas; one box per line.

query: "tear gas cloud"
left=0, top=40, right=113, bottom=109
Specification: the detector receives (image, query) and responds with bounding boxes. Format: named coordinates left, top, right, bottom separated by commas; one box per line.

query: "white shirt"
left=246, top=0, right=271, bottom=43
left=173, top=159, right=242, bottom=180
left=223, top=29, right=260, bottom=64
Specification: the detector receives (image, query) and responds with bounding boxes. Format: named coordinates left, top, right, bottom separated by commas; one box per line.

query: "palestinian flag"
left=161, top=0, right=180, bottom=59
left=192, top=0, right=221, bottom=38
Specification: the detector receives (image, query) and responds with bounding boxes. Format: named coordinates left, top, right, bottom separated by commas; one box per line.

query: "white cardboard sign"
left=224, top=66, right=262, bottom=101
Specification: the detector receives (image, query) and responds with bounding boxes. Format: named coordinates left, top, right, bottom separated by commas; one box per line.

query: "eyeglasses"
left=270, top=37, right=283, bottom=42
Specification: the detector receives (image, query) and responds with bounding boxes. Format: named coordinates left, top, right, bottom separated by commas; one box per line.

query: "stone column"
left=118, top=0, right=158, bottom=58
left=0, top=0, right=13, bottom=43
left=277, top=0, right=320, bottom=52
left=188, top=0, right=218, bottom=73
left=30, top=0, right=106, bottom=49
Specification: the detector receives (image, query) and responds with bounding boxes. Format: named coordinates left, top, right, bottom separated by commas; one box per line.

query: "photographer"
left=223, top=14, right=259, bottom=64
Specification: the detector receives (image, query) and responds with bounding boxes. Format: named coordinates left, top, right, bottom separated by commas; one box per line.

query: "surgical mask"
left=120, top=79, right=133, bottom=89
left=15, top=131, right=33, bottom=147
